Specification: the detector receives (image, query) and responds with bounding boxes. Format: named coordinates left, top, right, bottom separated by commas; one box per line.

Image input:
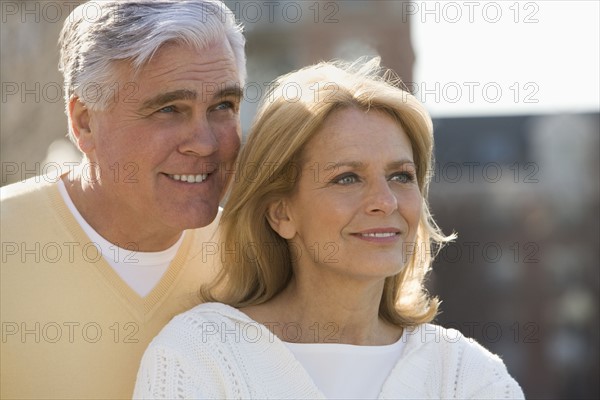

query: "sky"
left=411, top=0, right=599, bottom=117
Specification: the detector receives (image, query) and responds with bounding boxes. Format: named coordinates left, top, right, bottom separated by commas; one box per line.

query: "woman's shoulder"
left=150, top=302, right=265, bottom=350
left=399, top=323, right=524, bottom=399
left=404, top=323, right=501, bottom=361
left=135, top=303, right=259, bottom=398
left=157, top=302, right=248, bottom=335
left=402, top=323, right=511, bottom=373
left=171, top=302, right=251, bottom=324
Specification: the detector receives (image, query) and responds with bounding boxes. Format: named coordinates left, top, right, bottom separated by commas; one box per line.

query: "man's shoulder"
left=0, top=177, right=59, bottom=223
left=1, top=176, right=57, bottom=202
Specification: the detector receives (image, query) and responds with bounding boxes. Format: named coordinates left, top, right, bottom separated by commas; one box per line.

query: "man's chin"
left=178, top=209, right=220, bottom=230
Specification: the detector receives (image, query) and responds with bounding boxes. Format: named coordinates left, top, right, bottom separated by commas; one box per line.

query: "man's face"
left=79, top=41, right=241, bottom=247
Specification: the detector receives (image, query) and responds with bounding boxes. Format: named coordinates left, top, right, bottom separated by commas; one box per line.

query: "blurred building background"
left=429, top=113, right=599, bottom=399
left=1, top=1, right=599, bottom=398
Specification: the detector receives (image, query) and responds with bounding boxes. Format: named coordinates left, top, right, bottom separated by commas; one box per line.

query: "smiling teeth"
left=361, top=232, right=397, bottom=238
left=169, top=174, right=208, bottom=183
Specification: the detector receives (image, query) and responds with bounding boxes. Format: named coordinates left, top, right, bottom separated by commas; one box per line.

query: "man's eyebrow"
left=140, top=85, right=243, bottom=111
left=212, top=84, right=243, bottom=101
left=140, top=89, right=197, bottom=110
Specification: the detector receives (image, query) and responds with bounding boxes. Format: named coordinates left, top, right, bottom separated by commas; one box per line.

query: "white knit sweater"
left=134, top=303, right=524, bottom=399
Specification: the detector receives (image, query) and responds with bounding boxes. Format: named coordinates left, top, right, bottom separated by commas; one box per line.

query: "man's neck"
left=61, top=172, right=182, bottom=251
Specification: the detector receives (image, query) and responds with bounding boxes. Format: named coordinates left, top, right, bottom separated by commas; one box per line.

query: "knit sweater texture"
left=134, top=302, right=525, bottom=399
left=0, top=176, right=222, bottom=399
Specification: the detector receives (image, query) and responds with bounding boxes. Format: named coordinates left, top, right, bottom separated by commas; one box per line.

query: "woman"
left=134, top=58, right=524, bottom=399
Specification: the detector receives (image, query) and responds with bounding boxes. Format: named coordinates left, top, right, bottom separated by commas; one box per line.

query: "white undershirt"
left=58, top=180, right=183, bottom=297
left=284, top=334, right=406, bottom=399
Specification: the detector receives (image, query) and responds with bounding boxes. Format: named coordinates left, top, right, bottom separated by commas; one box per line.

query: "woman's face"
left=275, top=107, right=423, bottom=283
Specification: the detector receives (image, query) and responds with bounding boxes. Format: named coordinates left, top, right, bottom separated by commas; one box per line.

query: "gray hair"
left=59, top=0, right=246, bottom=139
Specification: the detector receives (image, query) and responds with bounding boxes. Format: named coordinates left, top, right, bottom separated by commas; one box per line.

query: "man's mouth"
left=167, top=173, right=208, bottom=183
left=356, top=232, right=399, bottom=238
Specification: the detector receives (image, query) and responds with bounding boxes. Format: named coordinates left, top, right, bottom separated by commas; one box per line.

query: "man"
left=0, top=1, right=245, bottom=398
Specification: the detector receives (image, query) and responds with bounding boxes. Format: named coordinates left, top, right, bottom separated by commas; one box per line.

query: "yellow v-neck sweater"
left=1, top=177, right=222, bottom=399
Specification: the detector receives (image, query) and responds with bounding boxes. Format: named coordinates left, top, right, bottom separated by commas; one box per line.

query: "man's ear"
left=265, top=199, right=296, bottom=240
left=69, top=97, right=94, bottom=154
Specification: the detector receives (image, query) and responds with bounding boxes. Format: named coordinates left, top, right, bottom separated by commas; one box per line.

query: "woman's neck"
left=241, top=277, right=402, bottom=346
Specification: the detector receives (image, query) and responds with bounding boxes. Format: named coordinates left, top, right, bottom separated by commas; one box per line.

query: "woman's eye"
left=391, top=172, right=415, bottom=183
left=334, top=174, right=358, bottom=185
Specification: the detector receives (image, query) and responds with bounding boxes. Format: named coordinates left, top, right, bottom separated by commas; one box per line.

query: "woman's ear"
left=69, top=97, right=94, bottom=154
left=266, top=199, right=296, bottom=240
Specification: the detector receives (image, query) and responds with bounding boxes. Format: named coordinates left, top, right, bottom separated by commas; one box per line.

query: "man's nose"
left=178, top=117, right=218, bottom=156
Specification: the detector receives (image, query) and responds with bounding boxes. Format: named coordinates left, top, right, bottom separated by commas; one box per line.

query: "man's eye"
left=214, top=101, right=235, bottom=111
left=158, top=105, right=176, bottom=113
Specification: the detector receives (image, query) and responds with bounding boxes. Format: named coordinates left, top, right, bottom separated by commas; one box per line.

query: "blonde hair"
left=203, top=58, right=455, bottom=327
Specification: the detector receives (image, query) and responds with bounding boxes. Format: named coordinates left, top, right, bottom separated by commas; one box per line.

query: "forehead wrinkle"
left=144, top=56, right=238, bottom=80
left=324, top=137, right=413, bottom=158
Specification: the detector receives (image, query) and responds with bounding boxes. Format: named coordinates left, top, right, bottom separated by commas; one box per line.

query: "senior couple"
left=0, top=1, right=524, bottom=399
